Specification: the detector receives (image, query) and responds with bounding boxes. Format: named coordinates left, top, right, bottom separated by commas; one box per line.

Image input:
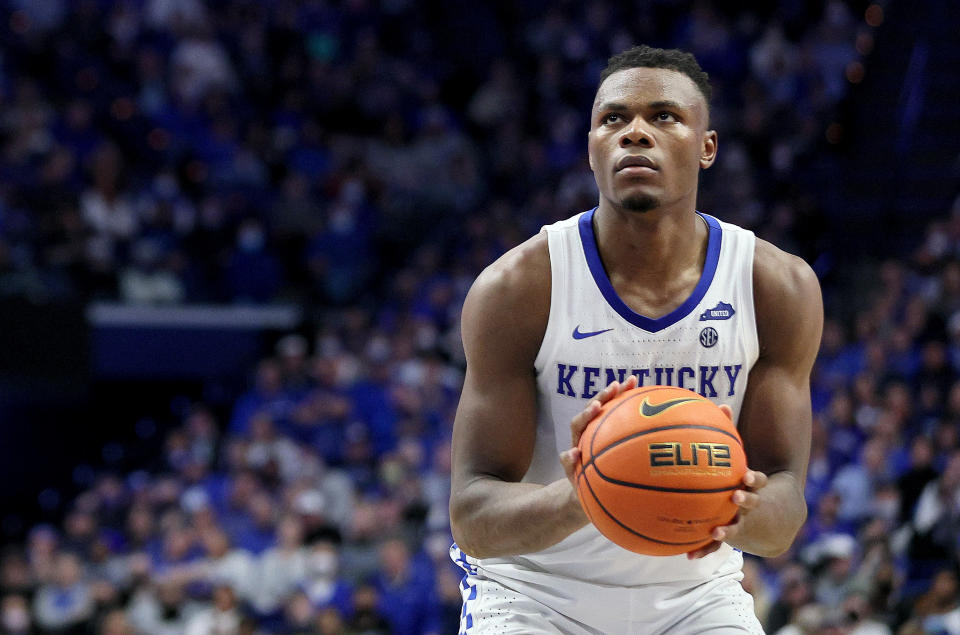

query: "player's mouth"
left=615, top=154, right=658, bottom=176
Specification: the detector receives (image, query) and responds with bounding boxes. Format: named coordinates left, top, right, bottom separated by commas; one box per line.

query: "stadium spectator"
left=897, top=435, right=940, bottom=523
left=301, top=535, right=352, bottom=619
left=829, top=437, right=892, bottom=524
left=32, top=551, right=94, bottom=632
left=183, top=582, right=242, bottom=635
left=1, top=594, right=31, bottom=634
left=905, top=450, right=960, bottom=595
left=253, top=514, right=308, bottom=617
left=371, top=536, right=442, bottom=635
left=898, top=567, right=960, bottom=634
left=126, top=578, right=191, bottom=634
left=197, top=528, right=255, bottom=602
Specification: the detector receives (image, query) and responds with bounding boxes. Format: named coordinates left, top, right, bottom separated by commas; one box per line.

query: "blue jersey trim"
left=578, top=208, right=722, bottom=333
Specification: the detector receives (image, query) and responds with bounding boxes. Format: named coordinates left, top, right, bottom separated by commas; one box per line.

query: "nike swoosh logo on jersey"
left=572, top=325, right=614, bottom=340
left=640, top=397, right=700, bottom=417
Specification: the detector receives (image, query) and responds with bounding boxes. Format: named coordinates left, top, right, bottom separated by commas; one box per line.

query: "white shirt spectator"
left=183, top=604, right=241, bottom=635
left=199, top=529, right=257, bottom=601
left=849, top=619, right=894, bottom=635
left=205, top=550, right=255, bottom=600
left=32, top=553, right=94, bottom=631
left=252, top=546, right=309, bottom=614
left=914, top=452, right=960, bottom=533
left=184, top=585, right=242, bottom=635
left=126, top=587, right=193, bottom=635
left=81, top=188, right=138, bottom=242
left=171, top=35, right=237, bottom=104
left=920, top=607, right=960, bottom=635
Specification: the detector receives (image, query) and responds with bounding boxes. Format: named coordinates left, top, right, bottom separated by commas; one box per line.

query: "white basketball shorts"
left=453, top=557, right=764, bottom=634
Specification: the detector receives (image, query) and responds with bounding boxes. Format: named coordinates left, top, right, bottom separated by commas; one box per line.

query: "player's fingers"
left=570, top=400, right=602, bottom=445
left=732, top=490, right=761, bottom=511
left=574, top=378, right=640, bottom=445
left=618, top=374, right=639, bottom=393
left=686, top=541, right=721, bottom=560
left=559, top=447, right=581, bottom=483
left=596, top=375, right=639, bottom=405
left=708, top=510, right=741, bottom=543
left=710, top=508, right=743, bottom=542
left=743, top=470, right=768, bottom=491
left=711, top=522, right=739, bottom=543
left=597, top=380, right=621, bottom=403
left=718, top=404, right=733, bottom=420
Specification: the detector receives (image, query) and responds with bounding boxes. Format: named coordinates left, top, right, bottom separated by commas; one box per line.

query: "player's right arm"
left=449, top=233, right=590, bottom=559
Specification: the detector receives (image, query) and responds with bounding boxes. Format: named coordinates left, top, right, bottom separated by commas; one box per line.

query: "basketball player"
left=448, top=45, right=823, bottom=633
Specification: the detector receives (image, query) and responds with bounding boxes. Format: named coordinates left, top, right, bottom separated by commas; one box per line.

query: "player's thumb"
left=559, top=447, right=581, bottom=482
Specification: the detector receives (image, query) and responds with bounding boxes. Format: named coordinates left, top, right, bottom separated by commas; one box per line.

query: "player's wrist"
left=561, top=479, right=589, bottom=528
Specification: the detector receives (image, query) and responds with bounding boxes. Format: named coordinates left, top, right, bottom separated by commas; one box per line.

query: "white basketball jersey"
left=468, top=208, right=759, bottom=595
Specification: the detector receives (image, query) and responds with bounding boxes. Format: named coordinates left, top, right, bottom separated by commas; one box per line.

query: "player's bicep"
left=737, top=361, right=813, bottom=479
left=452, top=364, right=538, bottom=486
left=740, top=247, right=823, bottom=478
left=450, top=247, right=549, bottom=493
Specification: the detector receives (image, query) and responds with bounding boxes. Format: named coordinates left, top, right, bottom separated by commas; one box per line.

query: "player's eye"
left=602, top=113, right=623, bottom=124
left=655, top=112, right=678, bottom=122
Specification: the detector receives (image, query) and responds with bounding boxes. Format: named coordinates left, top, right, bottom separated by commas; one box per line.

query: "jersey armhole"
left=743, top=231, right=760, bottom=366
left=533, top=226, right=564, bottom=375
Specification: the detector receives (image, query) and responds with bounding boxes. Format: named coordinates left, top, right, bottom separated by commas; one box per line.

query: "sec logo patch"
left=699, top=327, right=718, bottom=348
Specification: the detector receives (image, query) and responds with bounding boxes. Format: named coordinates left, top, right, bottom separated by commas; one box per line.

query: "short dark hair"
left=599, top=45, right=712, bottom=104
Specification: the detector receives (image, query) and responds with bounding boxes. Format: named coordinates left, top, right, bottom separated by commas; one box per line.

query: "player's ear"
left=700, top=130, right=718, bottom=170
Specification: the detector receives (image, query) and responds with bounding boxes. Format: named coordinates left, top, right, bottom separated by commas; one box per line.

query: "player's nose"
left=619, top=117, right=653, bottom=147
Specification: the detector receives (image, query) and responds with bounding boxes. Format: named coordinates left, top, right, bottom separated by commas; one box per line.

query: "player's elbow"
left=449, top=518, right=496, bottom=560
left=756, top=532, right=799, bottom=558
left=777, top=502, right=809, bottom=554
left=754, top=503, right=807, bottom=558
left=450, top=524, right=482, bottom=559
left=449, top=489, right=505, bottom=559
left=449, top=497, right=483, bottom=558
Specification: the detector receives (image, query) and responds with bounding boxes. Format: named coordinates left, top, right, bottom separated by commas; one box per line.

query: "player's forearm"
left=450, top=476, right=589, bottom=559
left=730, top=471, right=807, bottom=557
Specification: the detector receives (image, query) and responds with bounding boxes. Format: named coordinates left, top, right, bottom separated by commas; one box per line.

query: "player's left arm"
left=689, top=238, right=823, bottom=559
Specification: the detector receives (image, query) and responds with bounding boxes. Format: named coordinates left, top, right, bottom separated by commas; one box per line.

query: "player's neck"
left=593, top=201, right=707, bottom=281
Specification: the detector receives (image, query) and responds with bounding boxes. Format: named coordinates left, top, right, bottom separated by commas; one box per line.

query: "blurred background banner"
left=87, top=303, right=301, bottom=377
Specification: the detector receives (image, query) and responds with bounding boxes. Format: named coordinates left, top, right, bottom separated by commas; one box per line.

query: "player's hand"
left=559, top=375, right=639, bottom=485
left=685, top=468, right=769, bottom=559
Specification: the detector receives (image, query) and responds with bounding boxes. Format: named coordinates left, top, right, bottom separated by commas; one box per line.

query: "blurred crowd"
left=0, top=0, right=853, bottom=308
left=1, top=0, right=959, bottom=633
left=2, top=337, right=463, bottom=635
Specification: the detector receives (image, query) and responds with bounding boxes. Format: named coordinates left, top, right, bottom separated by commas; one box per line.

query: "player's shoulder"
left=461, top=232, right=550, bottom=345
left=751, top=238, right=823, bottom=356
left=752, top=237, right=820, bottom=301
left=467, top=231, right=550, bottom=308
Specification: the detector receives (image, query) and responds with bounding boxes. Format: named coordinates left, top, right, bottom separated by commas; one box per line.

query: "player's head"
left=588, top=45, right=717, bottom=214
left=598, top=46, right=712, bottom=112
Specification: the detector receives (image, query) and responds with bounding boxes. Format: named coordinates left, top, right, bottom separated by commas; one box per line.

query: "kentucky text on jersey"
left=554, top=362, right=744, bottom=398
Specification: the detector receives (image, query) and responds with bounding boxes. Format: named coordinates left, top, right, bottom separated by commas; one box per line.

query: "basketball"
left=575, top=385, right=747, bottom=556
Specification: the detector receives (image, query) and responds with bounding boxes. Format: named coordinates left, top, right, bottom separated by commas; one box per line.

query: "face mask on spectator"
left=310, top=551, right=337, bottom=577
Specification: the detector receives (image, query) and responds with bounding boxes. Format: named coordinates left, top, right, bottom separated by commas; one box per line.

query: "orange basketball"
left=575, top=385, right=747, bottom=556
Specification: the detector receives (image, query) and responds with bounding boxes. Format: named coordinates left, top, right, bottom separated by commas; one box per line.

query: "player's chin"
left=618, top=192, right=659, bottom=213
